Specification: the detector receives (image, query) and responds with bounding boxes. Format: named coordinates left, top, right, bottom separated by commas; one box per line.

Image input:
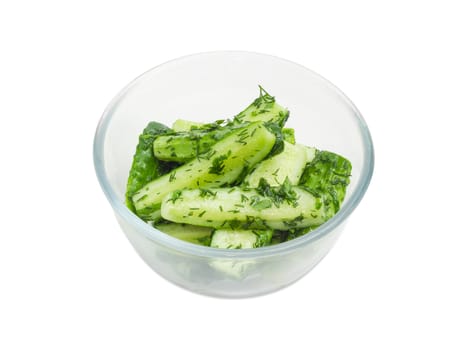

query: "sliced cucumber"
left=153, top=126, right=234, bottom=162
left=213, top=142, right=312, bottom=247
left=209, top=260, right=255, bottom=279
left=154, top=222, right=213, bottom=246
left=132, top=122, right=276, bottom=220
left=304, top=145, right=317, bottom=163
left=299, top=150, right=352, bottom=216
left=210, top=229, right=272, bottom=249
left=172, top=119, right=204, bottom=132
left=244, top=141, right=308, bottom=187
left=153, top=89, right=288, bottom=162
left=161, top=186, right=327, bottom=230
left=125, top=121, right=172, bottom=212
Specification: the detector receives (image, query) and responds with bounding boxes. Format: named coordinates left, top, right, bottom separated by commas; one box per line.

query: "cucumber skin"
left=299, top=150, right=352, bottom=217
left=161, top=187, right=327, bottom=230
left=125, top=121, right=172, bottom=212
left=132, top=122, right=276, bottom=220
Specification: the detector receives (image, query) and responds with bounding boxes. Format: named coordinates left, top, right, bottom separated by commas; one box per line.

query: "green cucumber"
left=153, top=125, right=233, bottom=162
left=210, top=229, right=272, bottom=249
left=154, top=222, right=213, bottom=246
left=214, top=142, right=312, bottom=246
left=132, top=122, right=276, bottom=220
left=299, top=150, right=352, bottom=216
left=161, top=185, right=327, bottom=230
left=125, top=121, right=172, bottom=212
left=244, top=141, right=308, bottom=187
left=172, top=119, right=204, bottom=132
left=153, top=87, right=289, bottom=162
left=304, top=146, right=317, bottom=163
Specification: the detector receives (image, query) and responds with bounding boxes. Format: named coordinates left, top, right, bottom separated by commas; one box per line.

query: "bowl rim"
left=93, top=50, right=374, bottom=259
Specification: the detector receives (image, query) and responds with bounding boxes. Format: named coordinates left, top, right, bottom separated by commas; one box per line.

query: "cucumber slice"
left=132, top=122, right=276, bottom=220
left=125, top=121, right=172, bottom=212
left=154, top=222, right=213, bottom=246
left=210, top=229, right=272, bottom=249
left=153, top=88, right=288, bottom=162
left=245, top=141, right=308, bottom=187
left=304, top=145, right=317, bottom=163
left=299, top=150, right=352, bottom=215
left=154, top=126, right=233, bottom=162
left=209, top=260, right=255, bottom=279
left=161, top=186, right=327, bottom=230
left=172, top=119, right=204, bottom=132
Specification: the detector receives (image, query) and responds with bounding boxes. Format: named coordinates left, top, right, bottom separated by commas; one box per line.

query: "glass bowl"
left=93, top=51, right=374, bottom=298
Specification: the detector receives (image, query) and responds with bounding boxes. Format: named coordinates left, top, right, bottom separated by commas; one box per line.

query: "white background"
left=1, top=1, right=460, bottom=349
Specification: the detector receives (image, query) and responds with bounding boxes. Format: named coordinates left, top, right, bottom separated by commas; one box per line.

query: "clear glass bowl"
left=93, top=51, right=374, bottom=298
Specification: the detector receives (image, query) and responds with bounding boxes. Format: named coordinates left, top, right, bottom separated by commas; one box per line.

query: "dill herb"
left=283, top=215, right=305, bottom=228
left=167, top=190, right=182, bottom=204
left=199, top=188, right=216, bottom=198
left=168, top=170, right=176, bottom=182
left=255, top=177, right=299, bottom=208
left=229, top=220, right=240, bottom=230
left=208, top=150, right=231, bottom=175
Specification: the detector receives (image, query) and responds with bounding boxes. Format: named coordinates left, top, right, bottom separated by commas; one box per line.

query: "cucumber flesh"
left=154, top=222, right=213, bottom=246
left=210, top=229, right=272, bottom=249
left=304, top=146, right=317, bottom=163
left=245, top=141, right=308, bottom=187
left=161, top=186, right=327, bottom=230
left=218, top=142, right=313, bottom=245
left=172, top=119, right=204, bottom=132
